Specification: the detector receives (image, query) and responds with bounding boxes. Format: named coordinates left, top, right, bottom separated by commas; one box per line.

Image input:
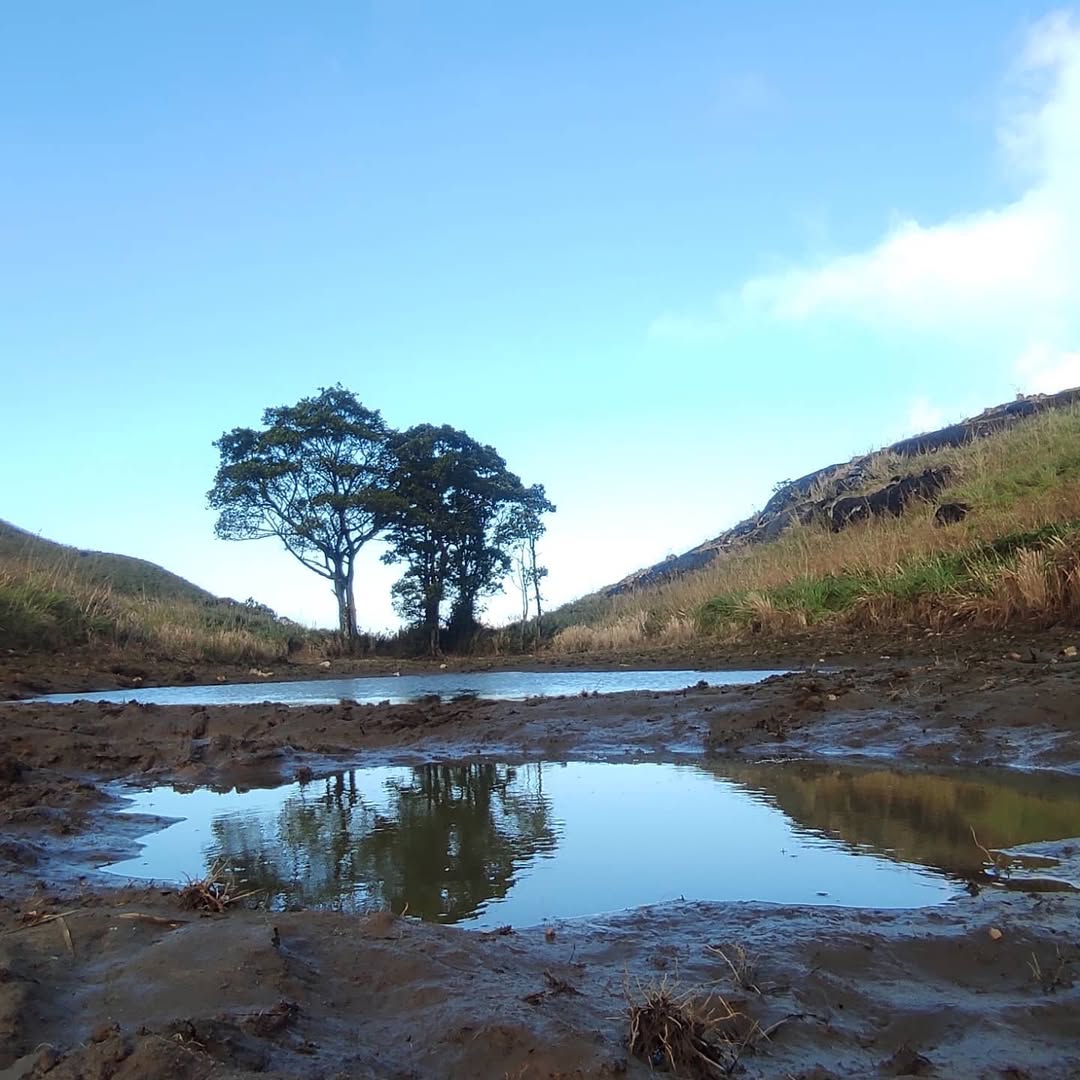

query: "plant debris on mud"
left=177, top=861, right=259, bottom=913
left=626, top=978, right=769, bottom=1077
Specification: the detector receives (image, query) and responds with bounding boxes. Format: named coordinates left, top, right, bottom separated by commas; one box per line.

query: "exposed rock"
left=829, top=467, right=952, bottom=532
left=934, top=502, right=971, bottom=527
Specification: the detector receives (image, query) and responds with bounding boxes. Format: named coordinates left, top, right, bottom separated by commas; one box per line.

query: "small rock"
left=544, top=927, right=556, bottom=942
left=90, top=1022, right=119, bottom=1043
left=1006, top=652, right=1023, bottom=661
left=318, top=660, right=331, bottom=670
left=1063, top=645, right=1078, bottom=658
left=989, top=927, right=1003, bottom=941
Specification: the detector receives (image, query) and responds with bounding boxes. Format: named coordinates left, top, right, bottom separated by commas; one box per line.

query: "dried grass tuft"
left=705, top=943, right=761, bottom=995
left=626, top=977, right=766, bottom=1077
left=177, top=861, right=258, bottom=913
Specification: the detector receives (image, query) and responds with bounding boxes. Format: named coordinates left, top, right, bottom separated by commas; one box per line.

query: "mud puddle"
left=104, top=759, right=1080, bottom=927
left=29, top=667, right=789, bottom=706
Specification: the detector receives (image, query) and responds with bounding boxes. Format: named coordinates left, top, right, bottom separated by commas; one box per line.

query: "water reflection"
left=107, top=759, right=1080, bottom=925
left=712, top=761, right=1080, bottom=877
left=208, top=763, right=557, bottom=920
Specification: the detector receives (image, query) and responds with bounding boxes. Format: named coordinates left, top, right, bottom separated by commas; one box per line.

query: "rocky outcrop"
left=605, top=386, right=1080, bottom=597
left=829, top=467, right=952, bottom=532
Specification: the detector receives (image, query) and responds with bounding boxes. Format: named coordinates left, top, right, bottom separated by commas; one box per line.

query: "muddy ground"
left=1, top=644, right=1079, bottom=1078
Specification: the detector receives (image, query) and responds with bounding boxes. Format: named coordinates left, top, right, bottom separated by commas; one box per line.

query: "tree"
left=208, top=386, right=390, bottom=646
left=509, top=485, right=552, bottom=650
left=383, top=425, right=554, bottom=654
left=515, top=485, right=552, bottom=648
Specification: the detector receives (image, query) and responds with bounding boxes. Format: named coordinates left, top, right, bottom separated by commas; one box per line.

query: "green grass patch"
left=874, top=552, right=970, bottom=602
left=768, top=573, right=869, bottom=616
left=694, top=534, right=1074, bottom=630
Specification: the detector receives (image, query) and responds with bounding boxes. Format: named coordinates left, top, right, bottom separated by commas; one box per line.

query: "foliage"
left=208, top=386, right=391, bottom=643
left=381, top=425, right=553, bottom=653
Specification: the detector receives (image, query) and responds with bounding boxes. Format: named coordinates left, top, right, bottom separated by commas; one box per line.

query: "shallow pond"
left=104, top=760, right=1080, bottom=927
left=33, top=668, right=786, bottom=706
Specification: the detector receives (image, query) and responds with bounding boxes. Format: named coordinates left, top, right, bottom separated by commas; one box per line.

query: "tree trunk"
left=530, top=538, right=543, bottom=648
left=425, top=595, right=441, bottom=656
left=333, top=563, right=359, bottom=649
left=344, top=559, right=359, bottom=647
left=517, top=549, right=529, bottom=652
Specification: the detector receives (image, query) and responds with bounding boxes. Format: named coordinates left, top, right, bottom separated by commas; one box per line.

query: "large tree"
left=208, top=386, right=391, bottom=645
left=383, top=425, right=554, bottom=654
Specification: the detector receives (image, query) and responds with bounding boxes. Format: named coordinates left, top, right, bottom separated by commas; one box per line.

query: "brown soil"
left=1, top=641, right=1079, bottom=1078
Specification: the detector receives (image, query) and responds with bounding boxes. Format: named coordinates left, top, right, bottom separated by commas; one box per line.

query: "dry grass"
left=705, top=943, right=762, bottom=996
left=625, top=976, right=788, bottom=1077
left=177, top=861, right=259, bottom=913
left=551, top=610, right=695, bottom=653
left=551, top=404, right=1080, bottom=651
left=0, top=546, right=305, bottom=663
left=1028, top=947, right=1076, bottom=993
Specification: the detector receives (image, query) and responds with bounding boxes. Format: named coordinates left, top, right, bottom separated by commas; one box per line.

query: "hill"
left=0, top=519, right=303, bottom=662
left=550, top=386, right=1080, bottom=651
left=0, top=520, right=220, bottom=605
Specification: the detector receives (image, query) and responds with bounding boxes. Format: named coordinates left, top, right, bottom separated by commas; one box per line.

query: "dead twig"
left=4, top=909, right=81, bottom=934
left=117, top=912, right=189, bottom=928
left=971, top=826, right=1011, bottom=877
left=57, top=915, right=74, bottom=957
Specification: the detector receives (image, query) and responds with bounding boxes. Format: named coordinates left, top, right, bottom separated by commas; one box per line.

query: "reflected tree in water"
left=708, top=761, right=1080, bottom=875
left=208, top=764, right=557, bottom=922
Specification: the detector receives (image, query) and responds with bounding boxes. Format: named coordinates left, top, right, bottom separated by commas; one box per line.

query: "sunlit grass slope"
left=551, top=404, right=1080, bottom=651
left=0, top=521, right=306, bottom=663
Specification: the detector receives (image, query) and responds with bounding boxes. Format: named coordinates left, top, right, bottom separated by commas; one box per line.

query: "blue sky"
left=3, top=3, right=1079, bottom=631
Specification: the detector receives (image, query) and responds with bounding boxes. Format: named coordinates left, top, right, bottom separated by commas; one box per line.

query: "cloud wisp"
left=653, top=12, right=1080, bottom=397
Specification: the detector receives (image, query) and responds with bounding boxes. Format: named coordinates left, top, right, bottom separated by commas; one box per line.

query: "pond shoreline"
left=1, top=652, right=1078, bottom=1077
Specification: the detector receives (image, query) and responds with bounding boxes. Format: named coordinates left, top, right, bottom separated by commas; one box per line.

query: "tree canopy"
left=209, top=389, right=553, bottom=653
left=382, top=425, right=554, bottom=654
left=208, top=386, right=391, bottom=642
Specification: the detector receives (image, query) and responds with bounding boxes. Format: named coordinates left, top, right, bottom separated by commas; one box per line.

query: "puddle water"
left=32, top=668, right=786, bottom=706
left=104, top=760, right=1080, bottom=927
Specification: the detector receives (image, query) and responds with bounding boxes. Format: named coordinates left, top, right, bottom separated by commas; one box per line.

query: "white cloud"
left=735, top=201, right=1066, bottom=329
left=1014, top=342, right=1080, bottom=393
left=652, top=12, right=1080, bottom=372
left=906, top=397, right=947, bottom=435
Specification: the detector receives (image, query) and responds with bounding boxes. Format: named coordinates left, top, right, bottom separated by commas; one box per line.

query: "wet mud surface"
left=1, top=649, right=1079, bottom=1077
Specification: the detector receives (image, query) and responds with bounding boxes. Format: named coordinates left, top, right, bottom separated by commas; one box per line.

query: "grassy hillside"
left=551, top=401, right=1080, bottom=652
left=0, top=521, right=307, bottom=663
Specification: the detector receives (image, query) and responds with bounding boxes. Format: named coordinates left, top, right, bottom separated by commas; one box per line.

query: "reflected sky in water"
left=32, top=668, right=786, bottom=706
left=98, top=758, right=1080, bottom=926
